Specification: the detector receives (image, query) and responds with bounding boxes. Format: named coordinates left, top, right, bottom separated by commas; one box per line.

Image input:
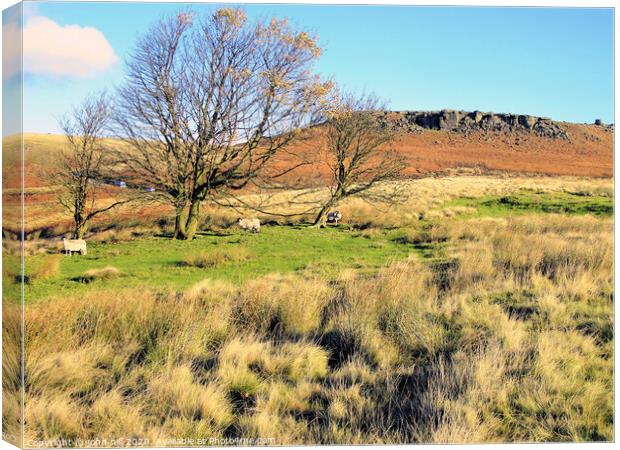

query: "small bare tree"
left=312, top=92, right=406, bottom=226
left=112, top=9, right=330, bottom=240
left=55, top=94, right=130, bottom=238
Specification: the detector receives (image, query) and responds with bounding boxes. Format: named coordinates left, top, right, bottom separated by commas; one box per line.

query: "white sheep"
left=237, top=218, right=261, bottom=233
left=63, top=238, right=87, bottom=255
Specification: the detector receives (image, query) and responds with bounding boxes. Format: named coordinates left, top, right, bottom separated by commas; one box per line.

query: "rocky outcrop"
left=379, top=109, right=570, bottom=140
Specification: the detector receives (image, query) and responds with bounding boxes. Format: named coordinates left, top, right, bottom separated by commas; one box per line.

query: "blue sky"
left=11, top=1, right=616, bottom=133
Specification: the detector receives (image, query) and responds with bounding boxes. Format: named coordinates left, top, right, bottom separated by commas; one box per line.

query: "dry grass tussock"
left=77, top=266, right=121, bottom=283
left=2, top=303, right=22, bottom=445
left=22, top=214, right=612, bottom=444
left=182, top=247, right=251, bottom=268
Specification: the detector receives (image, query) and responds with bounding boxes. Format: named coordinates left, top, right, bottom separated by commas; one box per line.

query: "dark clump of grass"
left=490, top=291, right=540, bottom=321
left=391, top=227, right=447, bottom=261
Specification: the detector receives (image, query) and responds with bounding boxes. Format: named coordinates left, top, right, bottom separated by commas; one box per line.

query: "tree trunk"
left=312, top=204, right=330, bottom=227
left=174, top=200, right=201, bottom=240
left=183, top=200, right=201, bottom=241
left=174, top=206, right=188, bottom=240
left=73, top=215, right=86, bottom=239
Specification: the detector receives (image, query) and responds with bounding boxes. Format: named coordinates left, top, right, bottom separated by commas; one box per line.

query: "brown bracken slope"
left=282, top=121, right=613, bottom=182
left=392, top=122, right=613, bottom=177
left=1, top=121, right=613, bottom=192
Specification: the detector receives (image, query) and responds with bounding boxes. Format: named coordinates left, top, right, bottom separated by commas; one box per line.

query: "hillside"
left=388, top=110, right=613, bottom=176
left=3, top=134, right=130, bottom=189
left=390, top=120, right=612, bottom=177
left=287, top=111, right=613, bottom=181
left=3, top=112, right=613, bottom=191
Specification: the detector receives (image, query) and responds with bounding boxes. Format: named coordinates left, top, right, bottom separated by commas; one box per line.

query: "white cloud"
left=23, top=16, right=118, bottom=78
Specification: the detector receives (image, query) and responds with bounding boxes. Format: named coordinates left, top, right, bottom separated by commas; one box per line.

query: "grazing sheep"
left=62, top=238, right=87, bottom=255
left=238, top=218, right=261, bottom=233
left=326, top=211, right=342, bottom=225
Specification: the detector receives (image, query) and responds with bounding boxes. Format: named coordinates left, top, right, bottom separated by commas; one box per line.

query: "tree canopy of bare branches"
left=55, top=94, right=132, bottom=239
left=112, top=8, right=331, bottom=239
left=312, top=91, right=406, bottom=226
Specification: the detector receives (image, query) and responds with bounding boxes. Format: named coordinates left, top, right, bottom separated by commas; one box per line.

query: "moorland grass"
left=21, top=213, right=613, bottom=444
left=5, top=176, right=613, bottom=444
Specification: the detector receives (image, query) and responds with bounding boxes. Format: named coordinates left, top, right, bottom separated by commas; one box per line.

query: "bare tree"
left=112, top=9, right=330, bottom=240
left=312, top=92, right=406, bottom=226
left=55, top=94, right=131, bottom=239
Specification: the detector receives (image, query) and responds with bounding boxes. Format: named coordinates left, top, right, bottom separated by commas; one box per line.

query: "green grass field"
left=446, top=189, right=613, bottom=217
left=12, top=189, right=611, bottom=304
left=20, top=226, right=414, bottom=303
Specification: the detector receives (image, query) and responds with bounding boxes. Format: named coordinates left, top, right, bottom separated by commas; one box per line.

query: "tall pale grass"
left=21, top=213, right=612, bottom=444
